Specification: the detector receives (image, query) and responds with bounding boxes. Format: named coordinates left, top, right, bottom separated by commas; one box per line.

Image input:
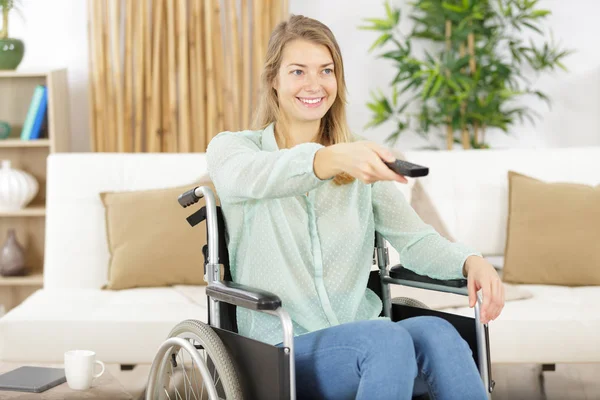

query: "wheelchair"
left=145, top=185, right=495, bottom=400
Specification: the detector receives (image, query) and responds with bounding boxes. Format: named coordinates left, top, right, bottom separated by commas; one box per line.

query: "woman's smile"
left=296, top=96, right=325, bottom=108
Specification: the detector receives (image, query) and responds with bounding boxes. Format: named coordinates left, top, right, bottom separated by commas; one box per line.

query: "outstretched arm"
left=206, top=131, right=332, bottom=203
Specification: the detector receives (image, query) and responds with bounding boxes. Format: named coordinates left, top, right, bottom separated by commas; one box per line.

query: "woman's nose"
left=304, top=73, right=321, bottom=92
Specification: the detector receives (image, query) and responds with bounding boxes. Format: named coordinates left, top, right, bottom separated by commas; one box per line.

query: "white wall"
left=8, top=0, right=600, bottom=152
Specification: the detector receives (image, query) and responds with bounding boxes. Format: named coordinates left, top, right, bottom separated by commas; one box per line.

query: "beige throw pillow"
left=100, top=181, right=217, bottom=290
left=502, top=171, right=600, bottom=286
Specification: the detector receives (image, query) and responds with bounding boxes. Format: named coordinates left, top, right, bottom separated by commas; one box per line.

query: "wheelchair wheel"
left=392, top=297, right=431, bottom=309
left=146, top=319, right=243, bottom=400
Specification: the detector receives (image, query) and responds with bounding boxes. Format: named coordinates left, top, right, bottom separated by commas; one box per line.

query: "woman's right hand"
left=314, top=141, right=408, bottom=184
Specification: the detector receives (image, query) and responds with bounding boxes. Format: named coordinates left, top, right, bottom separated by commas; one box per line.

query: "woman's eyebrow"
left=286, top=62, right=334, bottom=68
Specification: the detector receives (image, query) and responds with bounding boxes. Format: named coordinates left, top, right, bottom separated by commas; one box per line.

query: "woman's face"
left=273, top=39, right=337, bottom=125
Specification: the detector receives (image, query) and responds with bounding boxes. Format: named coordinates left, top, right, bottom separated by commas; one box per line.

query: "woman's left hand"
left=464, top=256, right=505, bottom=324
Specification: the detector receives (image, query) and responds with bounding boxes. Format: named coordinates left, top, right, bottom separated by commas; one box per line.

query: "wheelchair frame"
left=171, top=185, right=494, bottom=400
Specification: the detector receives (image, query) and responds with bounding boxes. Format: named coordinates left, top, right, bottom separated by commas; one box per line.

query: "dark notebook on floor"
left=0, top=366, right=66, bottom=393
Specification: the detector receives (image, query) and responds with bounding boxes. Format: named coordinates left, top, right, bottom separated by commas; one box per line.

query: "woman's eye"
left=323, top=68, right=333, bottom=75
left=291, top=70, right=303, bottom=76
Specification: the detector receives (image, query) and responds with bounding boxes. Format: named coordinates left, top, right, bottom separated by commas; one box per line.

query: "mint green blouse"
left=206, top=122, right=480, bottom=346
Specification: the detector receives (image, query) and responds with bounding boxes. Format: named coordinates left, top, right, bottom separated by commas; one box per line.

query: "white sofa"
left=0, top=148, right=599, bottom=367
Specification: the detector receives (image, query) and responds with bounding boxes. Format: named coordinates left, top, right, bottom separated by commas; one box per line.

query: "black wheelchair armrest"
left=206, top=281, right=282, bottom=311
left=389, top=264, right=467, bottom=289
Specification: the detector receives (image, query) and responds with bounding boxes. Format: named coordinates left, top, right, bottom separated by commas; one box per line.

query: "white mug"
left=64, top=350, right=105, bottom=390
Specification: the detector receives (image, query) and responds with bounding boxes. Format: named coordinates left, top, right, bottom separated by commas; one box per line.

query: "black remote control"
left=384, top=159, right=429, bottom=177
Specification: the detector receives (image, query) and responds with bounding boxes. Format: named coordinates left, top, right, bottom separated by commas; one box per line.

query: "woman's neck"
left=275, top=119, right=321, bottom=149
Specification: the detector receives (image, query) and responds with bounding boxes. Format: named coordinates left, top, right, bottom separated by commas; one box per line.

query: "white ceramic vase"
left=0, top=160, right=39, bottom=211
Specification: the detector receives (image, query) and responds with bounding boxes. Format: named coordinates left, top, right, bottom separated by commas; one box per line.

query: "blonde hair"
left=251, top=15, right=355, bottom=185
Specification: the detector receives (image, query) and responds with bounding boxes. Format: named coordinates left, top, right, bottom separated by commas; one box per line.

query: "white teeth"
left=299, top=97, right=322, bottom=104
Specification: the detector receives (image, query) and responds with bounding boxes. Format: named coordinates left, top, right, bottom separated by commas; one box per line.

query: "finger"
left=494, top=279, right=505, bottom=319
left=468, top=276, right=477, bottom=308
left=488, top=279, right=500, bottom=321
left=368, top=143, right=395, bottom=163
left=365, top=153, right=406, bottom=183
left=365, top=144, right=409, bottom=183
left=481, top=281, right=493, bottom=323
left=492, top=279, right=505, bottom=319
left=376, top=160, right=407, bottom=183
left=374, top=153, right=409, bottom=183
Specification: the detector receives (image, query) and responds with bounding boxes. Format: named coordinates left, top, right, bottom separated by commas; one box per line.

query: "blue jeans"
left=277, top=316, right=487, bottom=400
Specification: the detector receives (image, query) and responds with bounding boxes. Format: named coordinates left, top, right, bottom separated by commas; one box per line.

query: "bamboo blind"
left=87, top=0, right=289, bottom=153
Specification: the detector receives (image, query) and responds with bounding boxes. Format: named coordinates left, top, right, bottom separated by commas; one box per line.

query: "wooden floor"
left=110, top=363, right=600, bottom=400
left=490, top=363, right=600, bottom=400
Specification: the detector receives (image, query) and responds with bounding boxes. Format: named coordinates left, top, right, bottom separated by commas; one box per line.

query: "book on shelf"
left=20, top=85, right=48, bottom=141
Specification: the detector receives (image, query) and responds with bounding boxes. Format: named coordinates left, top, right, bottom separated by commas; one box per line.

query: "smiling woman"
left=206, top=14, right=500, bottom=400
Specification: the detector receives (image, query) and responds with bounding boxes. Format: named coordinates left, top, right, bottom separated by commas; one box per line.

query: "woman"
left=206, top=14, right=504, bottom=400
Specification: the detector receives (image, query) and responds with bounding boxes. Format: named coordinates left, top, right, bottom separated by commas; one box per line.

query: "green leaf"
left=533, top=90, right=551, bottom=107
left=429, top=74, right=444, bottom=97
left=446, top=77, right=461, bottom=92
left=367, top=102, right=383, bottom=114
left=421, top=73, right=437, bottom=100
left=398, top=101, right=411, bottom=114
left=393, top=10, right=401, bottom=25
left=522, top=22, right=543, bottom=34
left=392, top=85, right=398, bottom=107
left=361, top=18, right=395, bottom=30
left=451, top=55, right=472, bottom=71
left=369, top=33, right=393, bottom=52
left=382, top=96, right=393, bottom=114
left=381, top=50, right=405, bottom=61
left=385, top=1, right=394, bottom=21
left=530, top=9, right=551, bottom=18
left=399, top=79, right=420, bottom=94
left=442, top=2, right=466, bottom=13
left=556, top=61, right=567, bottom=71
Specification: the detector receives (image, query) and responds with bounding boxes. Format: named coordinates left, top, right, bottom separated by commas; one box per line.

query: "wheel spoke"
left=180, top=342, right=200, bottom=400
left=179, top=351, right=188, bottom=400
left=190, top=341, right=203, bottom=400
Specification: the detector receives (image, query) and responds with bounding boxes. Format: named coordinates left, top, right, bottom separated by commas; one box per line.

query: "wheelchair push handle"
left=178, top=186, right=203, bottom=208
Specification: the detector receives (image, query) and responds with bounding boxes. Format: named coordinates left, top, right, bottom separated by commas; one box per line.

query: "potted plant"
left=360, top=0, right=573, bottom=149
left=0, top=0, right=24, bottom=70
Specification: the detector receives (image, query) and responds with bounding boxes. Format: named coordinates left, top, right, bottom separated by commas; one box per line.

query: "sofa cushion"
left=444, top=284, right=600, bottom=363
left=502, top=171, right=600, bottom=286
left=100, top=181, right=216, bottom=290
left=0, top=287, right=208, bottom=364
